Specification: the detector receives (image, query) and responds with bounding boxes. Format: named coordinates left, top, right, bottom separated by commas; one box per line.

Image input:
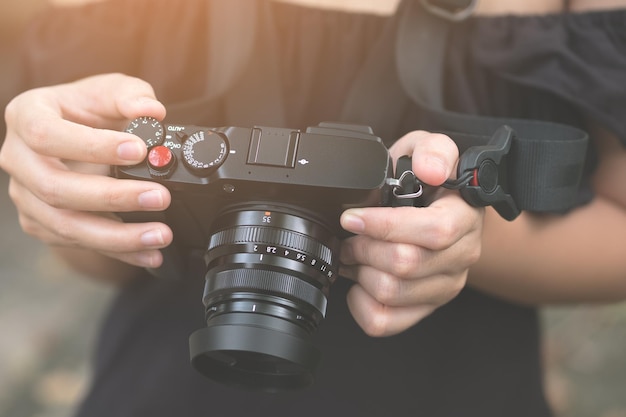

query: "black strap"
left=342, top=0, right=588, bottom=220
left=396, top=0, right=588, bottom=219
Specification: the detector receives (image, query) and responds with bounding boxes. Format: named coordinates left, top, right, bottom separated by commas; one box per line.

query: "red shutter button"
left=147, top=145, right=176, bottom=178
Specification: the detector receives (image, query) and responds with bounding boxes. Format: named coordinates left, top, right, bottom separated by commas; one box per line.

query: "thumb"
left=389, top=130, right=458, bottom=186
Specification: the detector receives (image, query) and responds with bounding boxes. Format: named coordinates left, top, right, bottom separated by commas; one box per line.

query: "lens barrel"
left=189, top=204, right=339, bottom=391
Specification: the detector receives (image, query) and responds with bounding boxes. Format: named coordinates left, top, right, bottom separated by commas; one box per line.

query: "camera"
left=113, top=117, right=415, bottom=391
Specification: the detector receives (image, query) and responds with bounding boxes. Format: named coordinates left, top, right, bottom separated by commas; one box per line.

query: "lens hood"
left=189, top=313, right=321, bottom=392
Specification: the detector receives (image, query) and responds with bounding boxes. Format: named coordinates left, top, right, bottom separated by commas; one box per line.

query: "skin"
left=1, top=75, right=173, bottom=283
left=2, top=0, right=626, bottom=338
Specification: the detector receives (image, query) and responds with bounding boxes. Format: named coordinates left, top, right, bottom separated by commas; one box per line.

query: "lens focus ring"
left=205, top=268, right=328, bottom=316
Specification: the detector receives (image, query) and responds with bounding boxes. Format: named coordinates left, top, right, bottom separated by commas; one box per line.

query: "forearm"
left=469, top=199, right=626, bottom=305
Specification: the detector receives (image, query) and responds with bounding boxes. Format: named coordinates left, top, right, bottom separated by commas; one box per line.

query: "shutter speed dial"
left=182, top=131, right=228, bottom=176
left=125, top=116, right=164, bottom=148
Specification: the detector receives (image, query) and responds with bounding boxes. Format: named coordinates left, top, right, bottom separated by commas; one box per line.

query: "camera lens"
left=189, top=203, right=340, bottom=391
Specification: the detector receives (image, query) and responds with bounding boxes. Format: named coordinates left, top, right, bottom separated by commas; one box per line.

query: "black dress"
left=16, top=1, right=626, bottom=416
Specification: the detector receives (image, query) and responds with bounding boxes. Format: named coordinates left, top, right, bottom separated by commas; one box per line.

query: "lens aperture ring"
left=209, top=226, right=334, bottom=265
left=207, top=226, right=338, bottom=285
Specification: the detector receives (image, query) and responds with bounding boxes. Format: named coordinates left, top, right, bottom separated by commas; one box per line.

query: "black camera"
left=113, top=117, right=415, bottom=391
left=113, top=115, right=587, bottom=391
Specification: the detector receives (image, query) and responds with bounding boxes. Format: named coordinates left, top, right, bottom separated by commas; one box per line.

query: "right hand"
left=0, top=73, right=174, bottom=270
left=339, top=131, right=484, bottom=336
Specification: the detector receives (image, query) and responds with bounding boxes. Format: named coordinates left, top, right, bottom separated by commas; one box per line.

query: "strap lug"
left=458, top=125, right=520, bottom=220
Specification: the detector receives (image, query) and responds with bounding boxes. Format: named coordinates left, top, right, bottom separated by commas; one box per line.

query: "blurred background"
left=0, top=1, right=625, bottom=417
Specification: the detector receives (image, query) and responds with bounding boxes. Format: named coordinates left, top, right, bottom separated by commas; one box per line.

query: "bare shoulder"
left=272, top=0, right=400, bottom=15
left=475, top=0, right=563, bottom=15
left=569, top=0, right=626, bottom=11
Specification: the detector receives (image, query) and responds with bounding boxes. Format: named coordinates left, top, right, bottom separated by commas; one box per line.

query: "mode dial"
left=125, top=116, right=164, bottom=148
left=182, top=130, right=228, bottom=176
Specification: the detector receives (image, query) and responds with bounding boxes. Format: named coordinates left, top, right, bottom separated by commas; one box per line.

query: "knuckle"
left=0, top=151, right=8, bottom=173
left=4, top=95, right=19, bottom=128
left=17, top=213, right=39, bottom=237
left=437, top=276, right=467, bottom=306
left=53, top=216, right=79, bottom=246
left=108, top=73, right=155, bottom=96
left=37, top=178, right=63, bottom=208
left=7, top=180, right=20, bottom=204
left=428, top=218, right=460, bottom=250
left=451, top=274, right=468, bottom=296
left=4, top=96, right=16, bottom=120
left=388, top=244, right=420, bottom=278
left=436, top=274, right=469, bottom=306
left=424, top=132, right=450, bottom=143
left=466, top=242, right=482, bottom=266
left=105, top=72, right=126, bottom=81
left=23, top=116, right=53, bottom=154
left=360, top=312, right=391, bottom=337
left=134, top=77, right=155, bottom=92
left=373, top=273, right=403, bottom=306
left=103, top=187, right=126, bottom=210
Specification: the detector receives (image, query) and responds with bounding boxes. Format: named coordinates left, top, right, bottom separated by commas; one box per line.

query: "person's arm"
left=0, top=73, right=173, bottom=285
left=469, top=124, right=626, bottom=304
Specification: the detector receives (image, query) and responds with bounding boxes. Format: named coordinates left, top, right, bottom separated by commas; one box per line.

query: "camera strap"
left=342, top=0, right=589, bottom=220
left=398, top=0, right=589, bottom=220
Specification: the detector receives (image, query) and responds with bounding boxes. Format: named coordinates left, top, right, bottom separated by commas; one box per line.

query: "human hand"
left=339, top=131, right=484, bottom=336
left=0, top=74, right=173, bottom=271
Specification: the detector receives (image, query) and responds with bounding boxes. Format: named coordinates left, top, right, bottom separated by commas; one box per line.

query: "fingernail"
left=136, top=96, right=158, bottom=105
left=138, top=190, right=164, bottom=209
left=342, top=210, right=365, bottom=233
left=117, top=141, right=144, bottom=161
left=141, top=229, right=165, bottom=247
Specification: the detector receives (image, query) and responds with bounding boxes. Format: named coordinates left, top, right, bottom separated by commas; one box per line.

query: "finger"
left=9, top=181, right=173, bottom=253
left=6, top=74, right=165, bottom=165
left=55, top=73, right=166, bottom=127
left=35, top=170, right=170, bottom=213
left=18, top=207, right=166, bottom=269
left=10, top=114, right=150, bottom=166
left=346, top=284, right=436, bottom=337
left=341, top=230, right=480, bottom=282
left=389, top=130, right=459, bottom=186
left=340, top=197, right=480, bottom=249
left=15, top=196, right=173, bottom=252
left=18, top=207, right=172, bottom=254
left=100, top=248, right=165, bottom=269
left=340, top=234, right=429, bottom=278
left=340, top=263, right=466, bottom=308
left=340, top=235, right=426, bottom=276
left=6, top=148, right=170, bottom=212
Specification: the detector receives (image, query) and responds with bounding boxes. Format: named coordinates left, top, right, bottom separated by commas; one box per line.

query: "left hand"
left=339, top=130, right=484, bottom=336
